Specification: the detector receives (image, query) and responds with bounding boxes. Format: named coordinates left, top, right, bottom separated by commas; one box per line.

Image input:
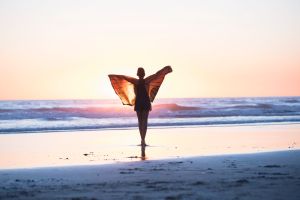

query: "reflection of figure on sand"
left=109, top=66, right=172, bottom=146
left=141, top=145, right=147, bottom=161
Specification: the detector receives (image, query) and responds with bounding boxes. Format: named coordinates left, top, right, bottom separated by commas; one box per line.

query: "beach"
left=1, top=124, right=300, bottom=199
left=1, top=0, right=300, bottom=198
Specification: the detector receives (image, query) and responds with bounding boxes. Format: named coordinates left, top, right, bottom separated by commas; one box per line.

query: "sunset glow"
left=0, top=0, right=299, bottom=100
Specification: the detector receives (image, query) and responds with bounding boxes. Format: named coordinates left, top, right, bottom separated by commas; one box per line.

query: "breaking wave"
left=0, top=97, right=300, bottom=133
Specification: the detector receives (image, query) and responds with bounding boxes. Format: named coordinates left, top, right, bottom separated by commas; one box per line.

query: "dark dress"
left=134, top=79, right=151, bottom=111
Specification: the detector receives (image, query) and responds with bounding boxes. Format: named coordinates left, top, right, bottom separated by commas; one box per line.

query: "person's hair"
left=137, top=67, right=145, bottom=78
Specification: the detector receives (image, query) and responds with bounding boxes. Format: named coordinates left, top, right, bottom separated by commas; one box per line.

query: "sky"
left=0, top=0, right=299, bottom=100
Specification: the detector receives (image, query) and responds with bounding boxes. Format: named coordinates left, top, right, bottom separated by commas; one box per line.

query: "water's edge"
left=1, top=97, right=300, bottom=134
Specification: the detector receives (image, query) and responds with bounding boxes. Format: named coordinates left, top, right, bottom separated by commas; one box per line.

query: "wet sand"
left=0, top=124, right=300, bottom=169
left=0, top=124, right=300, bottom=199
left=1, top=150, right=300, bottom=199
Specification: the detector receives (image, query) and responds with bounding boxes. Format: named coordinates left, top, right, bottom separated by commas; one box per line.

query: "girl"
left=109, top=66, right=172, bottom=146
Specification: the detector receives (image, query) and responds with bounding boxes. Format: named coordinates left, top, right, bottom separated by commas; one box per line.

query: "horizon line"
left=0, top=95, right=299, bottom=102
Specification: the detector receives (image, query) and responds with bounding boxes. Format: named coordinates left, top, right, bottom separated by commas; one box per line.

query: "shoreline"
left=1, top=123, right=300, bottom=170
left=1, top=121, right=300, bottom=135
left=1, top=121, right=300, bottom=134
left=1, top=150, right=300, bottom=199
left=0, top=148, right=298, bottom=171
left=1, top=124, right=300, bottom=199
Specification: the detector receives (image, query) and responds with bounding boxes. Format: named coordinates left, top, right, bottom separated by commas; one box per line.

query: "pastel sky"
left=0, top=0, right=299, bottom=100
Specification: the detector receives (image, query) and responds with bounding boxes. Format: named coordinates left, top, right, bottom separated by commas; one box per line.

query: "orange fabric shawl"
left=108, top=67, right=170, bottom=106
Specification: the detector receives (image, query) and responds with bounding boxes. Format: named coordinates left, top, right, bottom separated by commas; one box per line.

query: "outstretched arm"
left=108, top=74, right=137, bottom=106
left=145, top=66, right=172, bottom=84
left=119, top=75, right=138, bottom=85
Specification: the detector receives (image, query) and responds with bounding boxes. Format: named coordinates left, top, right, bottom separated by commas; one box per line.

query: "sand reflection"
left=141, top=145, right=147, bottom=161
left=0, top=124, right=300, bottom=169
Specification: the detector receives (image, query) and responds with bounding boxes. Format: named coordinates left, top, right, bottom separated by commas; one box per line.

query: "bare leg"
left=136, top=110, right=149, bottom=146
left=141, top=110, right=149, bottom=145
left=136, top=111, right=143, bottom=142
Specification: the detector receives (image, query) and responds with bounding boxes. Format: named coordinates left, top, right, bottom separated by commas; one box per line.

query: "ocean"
left=0, top=97, right=300, bottom=133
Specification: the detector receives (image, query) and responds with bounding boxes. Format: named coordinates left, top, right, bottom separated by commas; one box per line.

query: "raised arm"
left=145, top=66, right=172, bottom=84
left=117, top=75, right=138, bottom=85
left=108, top=74, right=137, bottom=105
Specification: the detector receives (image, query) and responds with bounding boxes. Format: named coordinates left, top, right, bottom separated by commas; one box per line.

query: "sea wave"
left=0, top=103, right=202, bottom=120
left=0, top=97, right=300, bottom=133
left=0, top=116, right=300, bottom=133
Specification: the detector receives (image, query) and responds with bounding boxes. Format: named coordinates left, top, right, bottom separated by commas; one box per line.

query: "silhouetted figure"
left=109, top=66, right=172, bottom=146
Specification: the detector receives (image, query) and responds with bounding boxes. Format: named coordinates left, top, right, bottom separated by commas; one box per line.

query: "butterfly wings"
left=108, top=66, right=172, bottom=106
left=108, top=75, right=136, bottom=106
left=146, top=66, right=172, bottom=102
